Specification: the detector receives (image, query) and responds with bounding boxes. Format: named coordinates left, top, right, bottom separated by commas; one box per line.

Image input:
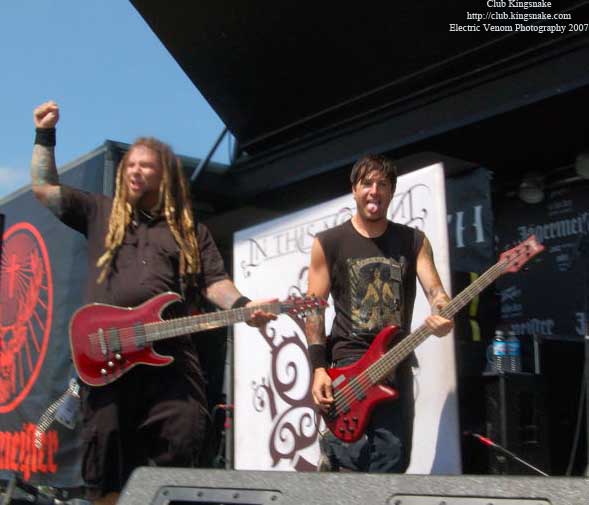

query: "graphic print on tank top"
left=348, top=256, right=404, bottom=333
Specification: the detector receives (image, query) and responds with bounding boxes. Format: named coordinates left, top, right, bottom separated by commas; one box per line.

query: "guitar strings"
left=85, top=304, right=274, bottom=348
left=329, top=244, right=532, bottom=417
left=84, top=297, right=328, bottom=349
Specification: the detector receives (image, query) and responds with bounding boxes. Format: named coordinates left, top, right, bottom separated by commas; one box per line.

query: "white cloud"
left=0, top=166, right=30, bottom=200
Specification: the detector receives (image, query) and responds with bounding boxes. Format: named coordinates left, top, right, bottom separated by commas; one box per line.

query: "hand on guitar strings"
left=312, top=368, right=334, bottom=411
left=424, top=313, right=454, bottom=337
left=245, top=298, right=278, bottom=328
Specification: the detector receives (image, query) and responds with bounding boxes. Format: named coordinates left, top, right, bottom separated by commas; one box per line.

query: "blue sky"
left=0, top=1, right=229, bottom=200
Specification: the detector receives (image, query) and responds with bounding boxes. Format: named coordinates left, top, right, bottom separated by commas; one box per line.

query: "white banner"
left=233, top=163, right=461, bottom=473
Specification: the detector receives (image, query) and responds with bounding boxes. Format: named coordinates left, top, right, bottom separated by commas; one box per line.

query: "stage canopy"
left=130, top=1, right=589, bottom=203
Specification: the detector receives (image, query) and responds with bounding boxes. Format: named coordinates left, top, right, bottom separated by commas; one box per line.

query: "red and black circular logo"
left=0, top=222, right=53, bottom=413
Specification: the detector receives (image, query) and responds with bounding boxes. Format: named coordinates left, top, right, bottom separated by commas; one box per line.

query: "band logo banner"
left=496, top=184, right=589, bottom=340
left=0, top=151, right=109, bottom=487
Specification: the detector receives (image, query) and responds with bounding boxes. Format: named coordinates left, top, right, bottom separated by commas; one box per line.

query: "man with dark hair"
left=30, top=101, right=276, bottom=504
left=305, top=154, right=453, bottom=473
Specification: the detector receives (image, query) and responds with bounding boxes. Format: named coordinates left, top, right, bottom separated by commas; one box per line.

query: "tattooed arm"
left=306, top=238, right=332, bottom=409
left=30, top=101, right=63, bottom=216
left=205, top=279, right=245, bottom=309
left=416, top=235, right=454, bottom=337
left=204, top=279, right=277, bottom=327
left=305, top=238, right=330, bottom=345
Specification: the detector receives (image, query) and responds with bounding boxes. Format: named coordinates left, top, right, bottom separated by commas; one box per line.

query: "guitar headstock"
left=499, top=235, right=545, bottom=273
left=280, top=295, right=328, bottom=320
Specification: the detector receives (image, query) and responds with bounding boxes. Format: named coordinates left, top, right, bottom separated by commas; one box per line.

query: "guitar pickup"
left=349, top=377, right=366, bottom=401
left=97, top=328, right=107, bottom=356
left=134, top=322, right=146, bottom=348
left=108, top=328, right=121, bottom=353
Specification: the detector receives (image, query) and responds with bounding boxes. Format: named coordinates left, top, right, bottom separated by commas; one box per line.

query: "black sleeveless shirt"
left=317, top=219, right=424, bottom=362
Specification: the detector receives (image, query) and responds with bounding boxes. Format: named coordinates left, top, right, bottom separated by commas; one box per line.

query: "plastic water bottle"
left=492, top=330, right=506, bottom=373
left=506, top=332, right=522, bottom=373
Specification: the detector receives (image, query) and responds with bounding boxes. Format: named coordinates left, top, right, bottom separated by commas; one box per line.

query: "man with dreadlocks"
left=30, top=101, right=275, bottom=505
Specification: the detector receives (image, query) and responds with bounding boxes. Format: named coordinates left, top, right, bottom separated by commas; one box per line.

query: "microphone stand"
left=0, top=473, right=60, bottom=504
left=469, top=432, right=549, bottom=476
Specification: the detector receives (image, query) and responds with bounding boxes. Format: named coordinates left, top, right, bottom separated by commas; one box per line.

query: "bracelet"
left=308, top=344, right=328, bottom=370
left=231, top=296, right=251, bottom=309
left=35, top=128, right=56, bottom=147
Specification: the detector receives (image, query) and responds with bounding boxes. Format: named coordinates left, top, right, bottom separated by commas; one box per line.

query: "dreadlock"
left=96, top=137, right=200, bottom=285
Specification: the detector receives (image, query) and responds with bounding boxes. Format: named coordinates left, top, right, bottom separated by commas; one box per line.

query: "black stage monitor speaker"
left=119, top=468, right=589, bottom=505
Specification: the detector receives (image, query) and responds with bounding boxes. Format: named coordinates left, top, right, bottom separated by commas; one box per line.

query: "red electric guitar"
left=323, top=235, right=544, bottom=443
left=70, top=292, right=326, bottom=386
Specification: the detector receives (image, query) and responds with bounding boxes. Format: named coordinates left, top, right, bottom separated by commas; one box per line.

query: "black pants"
left=80, top=345, right=209, bottom=499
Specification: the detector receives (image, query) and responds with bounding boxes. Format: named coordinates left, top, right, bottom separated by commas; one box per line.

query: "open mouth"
left=128, top=180, right=143, bottom=191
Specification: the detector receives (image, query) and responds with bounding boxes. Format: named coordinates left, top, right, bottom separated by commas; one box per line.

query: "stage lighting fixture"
left=518, top=171, right=545, bottom=204
left=575, top=151, right=589, bottom=179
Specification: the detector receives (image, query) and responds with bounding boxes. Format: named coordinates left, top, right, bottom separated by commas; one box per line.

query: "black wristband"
left=308, top=344, right=328, bottom=370
left=35, top=128, right=56, bottom=147
left=231, top=296, right=251, bottom=309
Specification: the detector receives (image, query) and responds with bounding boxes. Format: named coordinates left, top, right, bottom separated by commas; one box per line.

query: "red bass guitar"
left=323, top=235, right=544, bottom=443
left=70, top=292, right=325, bottom=386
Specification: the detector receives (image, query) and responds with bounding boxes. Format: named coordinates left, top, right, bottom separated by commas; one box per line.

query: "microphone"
left=464, top=431, right=549, bottom=476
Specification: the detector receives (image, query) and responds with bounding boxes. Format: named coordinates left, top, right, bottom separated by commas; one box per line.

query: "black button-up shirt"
left=59, top=186, right=228, bottom=309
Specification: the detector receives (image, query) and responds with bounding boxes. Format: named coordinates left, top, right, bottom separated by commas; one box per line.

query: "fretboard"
left=143, top=302, right=281, bottom=342
left=366, top=257, right=508, bottom=384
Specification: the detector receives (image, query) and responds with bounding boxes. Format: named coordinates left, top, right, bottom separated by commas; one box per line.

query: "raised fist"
left=33, top=101, right=60, bottom=129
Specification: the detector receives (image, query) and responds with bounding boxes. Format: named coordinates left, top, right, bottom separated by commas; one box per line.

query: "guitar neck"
left=144, top=302, right=280, bottom=342
left=367, top=258, right=508, bottom=384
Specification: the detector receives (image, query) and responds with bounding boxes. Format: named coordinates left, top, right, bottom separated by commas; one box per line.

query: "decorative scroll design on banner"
left=286, top=267, right=309, bottom=302
left=240, top=206, right=352, bottom=277
left=0, top=222, right=53, bottom=413
left=390, top=183, right=430, bottom=230
left=251, top=320, right=319, bottom=467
